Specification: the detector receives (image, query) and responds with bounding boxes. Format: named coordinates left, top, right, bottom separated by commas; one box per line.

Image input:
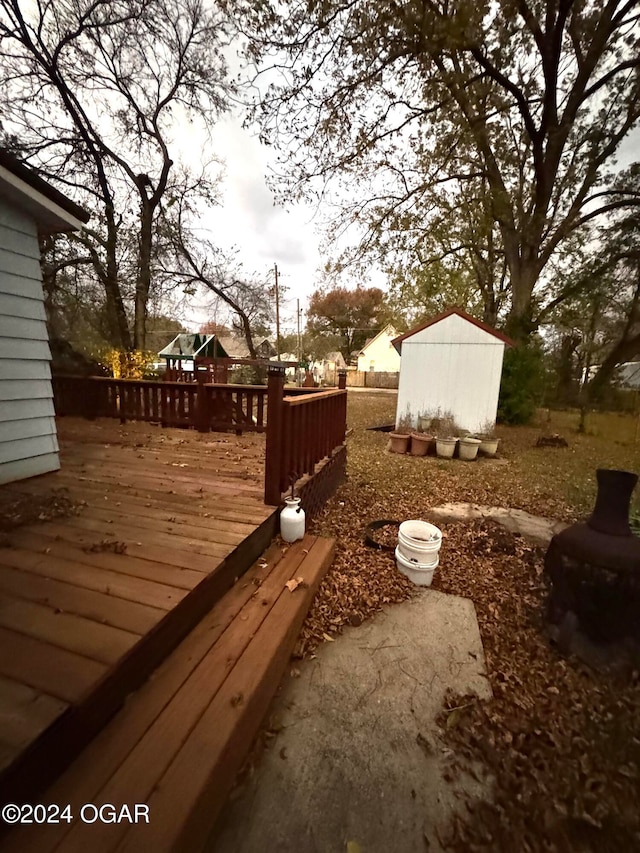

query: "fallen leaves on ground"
left=83, top=539, right=128, bottom=554
left=0, top=487, right=83, bottom=532
left=432, top=520, right=640, bottom=852
left=302, top=393, right=640, bottom=852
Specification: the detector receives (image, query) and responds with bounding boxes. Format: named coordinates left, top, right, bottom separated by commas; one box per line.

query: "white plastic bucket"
left=459, top=437, right=481, bottom=461
left=479, top=437, right=500, bottom=457
left=398, top=519, right=442, bottom=564
left=436, top=437, right=457, bottom=459
left=395, top=546, right=438, bottom=586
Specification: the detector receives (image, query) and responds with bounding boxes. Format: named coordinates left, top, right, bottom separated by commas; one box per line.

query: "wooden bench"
left=0, top=534, right=334, bottom=853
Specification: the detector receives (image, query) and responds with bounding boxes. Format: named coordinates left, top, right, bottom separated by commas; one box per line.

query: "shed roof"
left=216, top=334, right=251, bottom=359
left=158, top=333, right=228, bottom=359
left=392, top=307, right=515, bottom=352
left=0, top=149, right=90, bottom=233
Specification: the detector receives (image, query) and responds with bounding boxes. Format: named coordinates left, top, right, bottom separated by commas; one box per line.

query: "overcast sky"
left=173, top=108, right=330, bottom=335
left=174, top=95, right=640, bottom=335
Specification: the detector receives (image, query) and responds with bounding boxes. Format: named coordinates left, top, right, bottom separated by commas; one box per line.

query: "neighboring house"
left=356, top=324, right=401, bottom=373
left=0, top=150, right=89, bottom=484
left=393, top=308, right=514, bottom=434
left=209, top=335, right=275, bottom=360
left=215, top=334, right=250, bottom=360
left=325, top=350, right=347, bottom=370
left=615, top=362, right=640, bottom=390
left=317, top=350, right=346, bottom=383
left=272, top=352, right=298, bottom=380
left=255, top=338, right=277, bottom=359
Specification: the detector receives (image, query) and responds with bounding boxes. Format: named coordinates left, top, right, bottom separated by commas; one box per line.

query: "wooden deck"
left=0, top=535, right=335, bottom=853
left=0, top=418, right=277, bottom=805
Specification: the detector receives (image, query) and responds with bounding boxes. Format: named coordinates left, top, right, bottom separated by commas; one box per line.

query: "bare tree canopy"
left=0, top=0, right=234, bottom=349
left=241, top=0, right=640, bottom=338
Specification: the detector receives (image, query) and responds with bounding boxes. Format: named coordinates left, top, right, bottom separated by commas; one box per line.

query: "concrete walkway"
left=428, top=502, right=567, bottom=546
left=210, top=590, right=491, bottom=853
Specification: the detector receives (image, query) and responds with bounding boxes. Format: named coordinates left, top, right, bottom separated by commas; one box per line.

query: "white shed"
left=0, top=150, right=89, bottom=484
left=393, top=308, right=514, bottom=434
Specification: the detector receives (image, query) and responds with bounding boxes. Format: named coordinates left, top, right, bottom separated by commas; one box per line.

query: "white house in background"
left=615, top=362, right=640, bottom=390
left=356, top=324, right=401, bottom=372
left=322, top=350, right=346, bottom=382
left=393, top=308, right=514, bottom=434
left=0, top=150, right=89, bottom=484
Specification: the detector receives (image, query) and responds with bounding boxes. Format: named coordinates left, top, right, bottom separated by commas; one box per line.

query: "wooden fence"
left=344, top=370, right=399, bottom=389
left=52, top=376, right=268, bottom=432
left=264, top=366, right=347, bottom=505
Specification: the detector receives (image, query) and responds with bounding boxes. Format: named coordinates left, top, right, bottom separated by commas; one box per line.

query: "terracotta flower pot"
left=388, top=432, right=410, bottom=454
left=410, top=433, right=432, bottom=456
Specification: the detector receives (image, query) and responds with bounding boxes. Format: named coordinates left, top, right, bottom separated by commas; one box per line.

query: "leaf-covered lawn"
left=304, top=391, right=640, bottom=851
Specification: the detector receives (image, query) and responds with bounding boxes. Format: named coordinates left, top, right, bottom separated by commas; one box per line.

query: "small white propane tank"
left=280, top=496, right=305, bottom=543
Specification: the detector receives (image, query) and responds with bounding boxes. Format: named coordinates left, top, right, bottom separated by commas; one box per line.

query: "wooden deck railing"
left=52, top=376, right=268, bottom=432
left=53, top=370, right=348, bottom=506
left=264, top=366, right=347, bottom=505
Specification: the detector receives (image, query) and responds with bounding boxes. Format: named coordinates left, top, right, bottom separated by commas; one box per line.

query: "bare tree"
left=0, top=0, right=233, bottom=349
left=241, top=0, right=640, bottom=339
left=158, top=180, right=274, bottom=358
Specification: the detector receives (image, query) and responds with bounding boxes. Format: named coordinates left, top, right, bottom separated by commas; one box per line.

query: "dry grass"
left=304, top=391, right=640, bottom=852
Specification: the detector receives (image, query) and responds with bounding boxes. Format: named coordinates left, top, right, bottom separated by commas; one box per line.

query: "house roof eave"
left=392, top=307, right=515, bottom=352
left=0, top=149, right=90, bottom=233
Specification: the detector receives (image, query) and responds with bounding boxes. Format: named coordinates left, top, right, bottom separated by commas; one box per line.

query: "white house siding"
left=0, top=199, right=59, bottom=484
left=395, top=314, right=506, bottom=434
left=356, top=326, right=401, bottom=372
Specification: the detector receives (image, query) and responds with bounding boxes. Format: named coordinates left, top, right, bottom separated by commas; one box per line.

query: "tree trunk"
left=104, top=215, right=132, bottom=351
left=555, top=335, right=581, bottom=406
left=134, top=198, right=154, bottom=352
left=505, top=258, right=541, bottom=340
left=587, top=273, right=640, bottom=399
left=588, top=336, right=640, bottom=399
left=482, top=291, right=498, bottom=327
left=238, top=312, right=258, bottom=359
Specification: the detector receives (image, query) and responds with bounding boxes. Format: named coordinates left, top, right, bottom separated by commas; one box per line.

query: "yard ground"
left=303, top=392, right=640, bottom=851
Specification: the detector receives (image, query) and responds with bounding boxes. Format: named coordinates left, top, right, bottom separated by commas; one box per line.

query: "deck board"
left=0, top=417, right=276, bottom=805
left=0, top=677, right=67, bottom=758
left=6, top=527, right=215, bottom=579
left=0, top=544, right=285, bottom=853
left=0, top=626, right=106, bottom=703
left=0, top=536, right=335, bottom=853
left=0, top=565, right=164, bottom=634
left=0, top=594, right=140, bottom=664
left=0, top=546, right=193, bottom=606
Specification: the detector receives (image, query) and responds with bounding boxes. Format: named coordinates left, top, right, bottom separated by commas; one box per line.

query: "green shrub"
left=498, top=343, right=545, bottom=424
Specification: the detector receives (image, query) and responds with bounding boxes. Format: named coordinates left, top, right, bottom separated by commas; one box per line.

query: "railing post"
left=338, top=369, right=347, bottom=390
left=195, top=366, right=210, bottom=432
left=264, top=364, right=285, bottom=506
left=118, top=380, right=126, bottom=424
left=85, top=378, right=99, bottom=420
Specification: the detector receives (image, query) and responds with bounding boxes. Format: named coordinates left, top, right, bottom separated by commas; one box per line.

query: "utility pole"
left=274, top=263, right=281, bottom=359
left=296, top=298, right=302, bottom=363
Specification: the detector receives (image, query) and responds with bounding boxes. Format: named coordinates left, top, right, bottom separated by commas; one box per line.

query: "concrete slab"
left=210, top=590, right=491, bottom=853
left=428, top=502, right=567, bottom=546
